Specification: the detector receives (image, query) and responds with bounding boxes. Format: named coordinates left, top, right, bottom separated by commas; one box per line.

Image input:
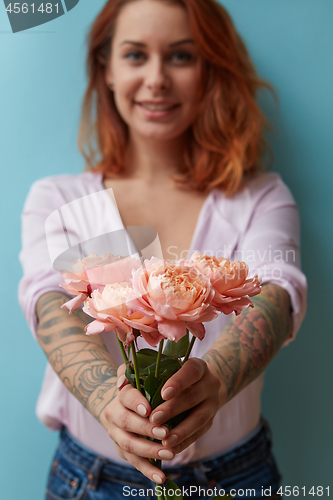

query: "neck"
left=125, top=132, right=187, bottom=184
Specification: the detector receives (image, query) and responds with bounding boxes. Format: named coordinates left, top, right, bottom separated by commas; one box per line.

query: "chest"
left=104, top=179, right=209, bottom=260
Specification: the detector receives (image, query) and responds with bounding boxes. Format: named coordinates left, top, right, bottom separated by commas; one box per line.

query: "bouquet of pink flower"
left=60, top=252, right=261, bottom=500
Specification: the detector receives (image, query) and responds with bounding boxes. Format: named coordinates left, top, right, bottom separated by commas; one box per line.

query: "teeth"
left=140, top=103, right=175, bottom=111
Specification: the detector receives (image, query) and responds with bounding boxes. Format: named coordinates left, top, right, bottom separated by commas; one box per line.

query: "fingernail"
left=158, top=449, right=174, bottom=460
left=117, top=375, right=126, bottom=389
left=151, top=411, right=165, bottom=424
left=166, top=434, right=178, bottom=447
left=152, top=426, right=167, bottom=439
left=161, top=387, right=174, bottom=400
left=137, top=404, right=147, bottom=417
left=153, top=474, right=163, bottom=484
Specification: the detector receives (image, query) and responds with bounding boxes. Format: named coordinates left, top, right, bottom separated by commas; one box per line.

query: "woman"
left=18, top=0, right=307, bottom=498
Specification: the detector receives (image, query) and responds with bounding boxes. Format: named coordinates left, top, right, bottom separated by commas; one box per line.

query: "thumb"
left=117, top=363, right=130, bottom=391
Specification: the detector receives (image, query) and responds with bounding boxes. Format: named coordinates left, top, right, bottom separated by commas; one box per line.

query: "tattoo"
left=36, top=292, right=119, bottom=421
left=202, top=284, right=292, bottom=402
left=37, top=325, right=86, bottom=345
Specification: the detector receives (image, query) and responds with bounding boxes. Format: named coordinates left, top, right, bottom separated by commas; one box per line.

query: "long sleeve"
left=18, top=172, right=131, bottom=339
left=238, top=174, right=307, bottom=346
left=18, top=178, right=69, bottom=339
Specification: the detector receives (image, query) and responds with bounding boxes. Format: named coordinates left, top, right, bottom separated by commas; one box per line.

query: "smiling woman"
left=18, top=0, right=307, bottom=499
left=104, top=1, right=203, bottom=143
left=80, top=0, right=271, bottom=194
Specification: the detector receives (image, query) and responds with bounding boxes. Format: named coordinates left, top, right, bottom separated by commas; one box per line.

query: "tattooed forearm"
left=36, top=292, right=119, bottom=421
left=202, top=284, right=292, bottom=402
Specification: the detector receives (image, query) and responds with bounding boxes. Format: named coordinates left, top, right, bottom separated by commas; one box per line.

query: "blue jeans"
left=46, top=418, right=282, bottom=500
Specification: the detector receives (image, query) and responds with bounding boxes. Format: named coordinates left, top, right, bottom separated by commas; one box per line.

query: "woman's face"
left=107, top=0, right=203, bottom=143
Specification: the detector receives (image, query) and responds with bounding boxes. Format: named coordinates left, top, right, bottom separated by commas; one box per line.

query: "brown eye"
left=124, top=51, right=146, bottom=62
left=171, top=51, right=193, bottom=63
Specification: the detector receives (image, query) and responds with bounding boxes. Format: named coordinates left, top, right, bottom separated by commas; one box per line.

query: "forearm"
left=36, top=291, right=119, bottom=422
left=202, top=283, right=292, bottom=404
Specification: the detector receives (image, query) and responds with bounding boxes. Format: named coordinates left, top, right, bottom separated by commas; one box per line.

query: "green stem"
left=131, top=342, right=142, bottom=393
left=116, top=335, right=128, bottom=364
left=155, top=339, right=164, bottom=379
left=155, top=459, right=164, bottom=500
left=156, top=484, right=164, bottom=500
left=183, top=332, right=196, bottom=363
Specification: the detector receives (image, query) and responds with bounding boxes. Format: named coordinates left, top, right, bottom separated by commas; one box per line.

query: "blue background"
left=1, top=1, right=332, bottom=498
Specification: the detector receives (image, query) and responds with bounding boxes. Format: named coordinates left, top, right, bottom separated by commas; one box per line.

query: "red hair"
left=79, top=0, right=273, bottom=194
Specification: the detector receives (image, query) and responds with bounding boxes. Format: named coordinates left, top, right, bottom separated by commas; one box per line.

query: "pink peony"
left=189, top=252, right=261, bottom=315
left=129, top=258, right=218, bottom=342
left=59, top=253, right=141, bottom=313
left=83, top=283, right=162, bottom=347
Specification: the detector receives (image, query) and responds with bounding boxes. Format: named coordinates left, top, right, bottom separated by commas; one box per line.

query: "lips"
left=136, top=101, right=179, bottom=111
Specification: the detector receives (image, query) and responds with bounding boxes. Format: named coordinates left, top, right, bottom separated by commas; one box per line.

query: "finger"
left=117, top=374, right=130, bottom=391
left=126, top=454, right=166, bottom=484
left=128, top=455, right=166, bottom=484
left=117, top=363, right=130, bottom=391
left=114, top=443, right=166, bottom=484
left=112, top=428, right=176, bottom=463
left=159, top=358, right=206, bottom=401
left=149, top=378, right=208, bottom=426
left=162, top=401, right=215, bottom=448
left=117, top=363, right=126, bottom=378
left=172, top=418, right=214, bottom=455
left=119, top=383, right=152, bottom=417
left=113, top=404, right=170, bottom=441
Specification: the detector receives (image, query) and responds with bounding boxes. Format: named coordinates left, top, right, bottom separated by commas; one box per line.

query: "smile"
left=139, top=103, right=177, bottom=111
left=136, top=102, right=179, bottom=112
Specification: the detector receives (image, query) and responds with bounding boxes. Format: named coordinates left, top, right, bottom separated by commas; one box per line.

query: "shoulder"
left=210, top=172, right=298, bottom=233
left=23, top=171, right=104, bottom=212
left=242, top=172, right=297, bottom=212
left=216, top=172, right=297, bottom=210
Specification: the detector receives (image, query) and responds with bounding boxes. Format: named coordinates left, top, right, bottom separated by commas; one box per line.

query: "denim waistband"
left=163, top=417, right=272, bottom=483
left=59, top=417, right=272, bottom=487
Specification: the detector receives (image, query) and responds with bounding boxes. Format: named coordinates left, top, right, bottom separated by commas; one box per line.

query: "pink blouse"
left=18, top=171, right=307, bottom=465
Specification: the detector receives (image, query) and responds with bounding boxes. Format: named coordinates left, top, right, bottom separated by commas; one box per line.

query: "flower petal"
left=216, top=297, right=254, bottom=315
left=157, top=320, right=187, bottom=342
left=186, top=322, right=206, bottom=341
left=61, top=293, right=87, bottom=313
left=122, top=317, right=158, bottom=333
left=85, top=320, right=115, bottom=335
left=140, top=330, right=164, bottom=347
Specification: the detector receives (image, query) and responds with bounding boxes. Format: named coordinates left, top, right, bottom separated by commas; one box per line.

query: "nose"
left=145, top=56, right=170, bottom=92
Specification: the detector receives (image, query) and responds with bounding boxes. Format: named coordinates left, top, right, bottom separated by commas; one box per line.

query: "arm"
left=155, top=284, right=292, bottom=453
left=36, top=291, right=119, bottom=421
left=203, top=283, right=292, bottom=403
left=36, top=291, right=176, bottom=483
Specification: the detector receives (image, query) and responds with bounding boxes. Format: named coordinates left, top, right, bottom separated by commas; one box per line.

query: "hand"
left=149, top=358, right=224, bottom=454
left=99, top=364, right=176, bottom=484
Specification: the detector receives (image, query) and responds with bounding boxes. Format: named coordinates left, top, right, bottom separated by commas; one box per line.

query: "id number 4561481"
left=5, top=3, right=60, bottom=14
left=277, top=486, right=329, bottom=496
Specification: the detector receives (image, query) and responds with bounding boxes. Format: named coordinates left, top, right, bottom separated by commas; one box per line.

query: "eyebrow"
left=120, top=39, right=195, bottom=47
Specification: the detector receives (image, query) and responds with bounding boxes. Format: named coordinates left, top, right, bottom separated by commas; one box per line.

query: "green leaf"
left=163, top=331, right=189, bottom=358
left=165, top=409, right=191, bottom=429
left=149, top=368, right=174, bottom=409
left=136, top=348, right=168, bottom=370
left=143, top=367, right=175, bottom=409
left=140, top=357, right=181, bottom=377
left=150, top=386, right=164, bottom=409
left=164, top=478, right=183, bottom=500
left=137, top=352, right=158, bottom=370
left=138, top=348, right=159, bottom=357
left=125, top=362, right=136, bottom=388
left=144, top=372, right=163, bottom=404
